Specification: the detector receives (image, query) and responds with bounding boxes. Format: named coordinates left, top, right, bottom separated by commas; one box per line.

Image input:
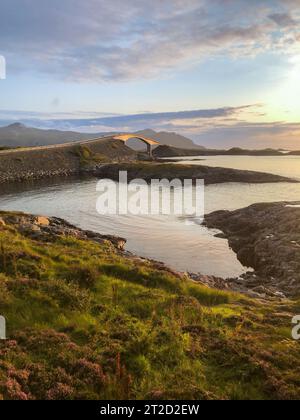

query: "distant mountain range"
left=135, top=129, right=205, bottom=150
left=0, top=123, right=96, bottom=148
left=0, top=123, right=204, bottom=150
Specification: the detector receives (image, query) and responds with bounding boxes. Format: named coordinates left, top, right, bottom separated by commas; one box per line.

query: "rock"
left=214, top=232, right=227, bottom=239
left=273, top=291, right=286, bottom=299
left=84, top=230, right=126, bottom=251
left=205, top=202, right=300, bottom=297
left=101, top=235, right=126, bottom=251
left=92, top=162, right=297, bottom=185
left=35, top=216, right=50, bottom=226
left=0, top=217, right=6, bottom=226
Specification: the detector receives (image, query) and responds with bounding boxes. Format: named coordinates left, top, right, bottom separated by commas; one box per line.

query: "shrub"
left=0, top=275, right=12, bottom=308
left=41, top=279, right=91, bottom=311
left=65, top=264, right=99, bottom=289
left=46, top=383, right=74, bottom=400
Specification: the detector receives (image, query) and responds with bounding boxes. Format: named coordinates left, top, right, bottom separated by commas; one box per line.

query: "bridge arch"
left=113, top=134, right=159, bottom=157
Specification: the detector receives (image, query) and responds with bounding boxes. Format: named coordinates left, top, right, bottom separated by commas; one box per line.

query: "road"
left=0, top=135, right=115, bottom=155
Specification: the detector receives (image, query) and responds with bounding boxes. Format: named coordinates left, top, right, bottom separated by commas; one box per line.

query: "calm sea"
left=1, top=156, right=299, bottom=278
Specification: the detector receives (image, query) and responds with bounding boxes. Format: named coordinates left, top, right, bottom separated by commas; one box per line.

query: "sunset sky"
left=0, top=0, right=300, bottom=148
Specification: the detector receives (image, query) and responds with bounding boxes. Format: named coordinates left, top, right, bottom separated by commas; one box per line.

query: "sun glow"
left=265, top=55, right=300, bottom=123
left=279, top=55, right=300, bottom=118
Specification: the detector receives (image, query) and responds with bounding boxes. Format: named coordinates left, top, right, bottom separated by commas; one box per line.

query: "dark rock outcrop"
left=205, top=202, right=300, bottom=297
left=92, top=162, right=298, bottom=185
left=0, top=212, right=127, bottom=251
left=153, top=145, right=285, bottom=158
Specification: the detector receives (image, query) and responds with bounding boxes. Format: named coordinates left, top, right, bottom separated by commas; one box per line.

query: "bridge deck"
left=0, top=133, right=159, bottom=156
left=113, top=134, right=159, bottom=146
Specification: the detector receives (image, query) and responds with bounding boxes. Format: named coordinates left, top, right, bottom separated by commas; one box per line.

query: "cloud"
left=0, top=105, right=254, bottom=131
left=1, top=104, right=300, bottom=149
left=192, top=121, right=300, bottom=150
left=0, top=0, right=299, bottom=82
left=269, top=13, right=297, bottom=27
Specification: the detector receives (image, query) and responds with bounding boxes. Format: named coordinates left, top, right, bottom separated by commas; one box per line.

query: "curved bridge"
left=113, top=134, right=159, bottom=157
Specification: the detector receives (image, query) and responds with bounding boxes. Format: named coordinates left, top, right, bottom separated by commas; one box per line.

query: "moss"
left=0, top=213, right=299, bottom=400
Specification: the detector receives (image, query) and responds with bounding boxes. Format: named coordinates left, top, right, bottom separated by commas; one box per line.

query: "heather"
left=0, top=211, right=299, bottom=400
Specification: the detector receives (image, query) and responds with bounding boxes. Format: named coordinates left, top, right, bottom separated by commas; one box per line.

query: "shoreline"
left=91, top=162, right=298, bottom=185
left=0, top=138, right=298, bottom=185
left=204, top=201, right=300, bottom=298
left=0, top=207, right=297, bottom=300
left=153, top=144, right=300, bottom=158
left=0, top=142, right=299, bottom=299
left=0, top=160, right=296, bottom=186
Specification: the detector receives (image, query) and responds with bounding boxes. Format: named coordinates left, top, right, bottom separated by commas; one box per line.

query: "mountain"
left=0, top=124, right=205, bottom=151
left=153, top=145, right=205, bottom=157
left=136, top=129, right=205, bottom=149
left=0, top=123, right=105, bottom=148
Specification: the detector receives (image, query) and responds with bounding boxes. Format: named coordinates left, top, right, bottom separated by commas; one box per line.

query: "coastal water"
left=169, top=154, right=300, bottom=180
left=1, top=156, right=300, bottom=278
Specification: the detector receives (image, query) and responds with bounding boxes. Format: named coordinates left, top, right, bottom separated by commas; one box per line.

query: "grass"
left=74, top=145, right=108, bottom=167
left=0, top=213, right=299, bottom=400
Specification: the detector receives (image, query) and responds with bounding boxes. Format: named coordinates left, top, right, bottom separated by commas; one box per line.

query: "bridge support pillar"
left=147, top=143, right=152, bottom=158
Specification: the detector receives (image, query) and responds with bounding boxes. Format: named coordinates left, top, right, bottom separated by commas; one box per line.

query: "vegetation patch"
left=0, top=212, right=299, bottom=400
left=74, top=145, right=108, bottom=167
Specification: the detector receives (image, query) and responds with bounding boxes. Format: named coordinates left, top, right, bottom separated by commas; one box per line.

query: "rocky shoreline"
left=1, top=205, right=299, bottom=301
left=0, top=139, right=299, bottom=300
left=0, top=212, right=127, bottom=251
left=0, top=211, right=194, bottom=283
left=0, top=139, right=136, bottom=184
left=0, top=140, right=298, bottom=185
left=153, top=144, right=294, bottom=157
left=1, top=160, right=296, bottom=186
left=204, top=202, right=300, bottom=298
left=91, top=162, right=297, bottom=185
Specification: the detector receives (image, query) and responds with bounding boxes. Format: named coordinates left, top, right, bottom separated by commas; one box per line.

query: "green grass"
left=0, top=213, right=299, bottom=400
left=74, top=145, right=108, bottom=166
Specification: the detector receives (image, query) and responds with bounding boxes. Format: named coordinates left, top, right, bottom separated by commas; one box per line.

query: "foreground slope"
left=0, top=211, right=299, bottom=400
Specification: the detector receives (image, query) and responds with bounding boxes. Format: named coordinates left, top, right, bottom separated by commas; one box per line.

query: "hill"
left=0, top=211, right=299, bottom=400
left=0, top=137, right=136, bottom=184
left=153, top=145, right=204, bottom=157
left=133, top=129, right=205, bottom=150
left=0, top=124, right=206, bottom=151
left=0, top=123, right=105, bottom=148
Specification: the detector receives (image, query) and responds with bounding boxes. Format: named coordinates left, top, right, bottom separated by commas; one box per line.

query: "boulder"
left=35, top=216, right=50, bottom=226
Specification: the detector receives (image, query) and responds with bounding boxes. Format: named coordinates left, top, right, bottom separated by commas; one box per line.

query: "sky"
left=0, top=0, right=300, bottom=149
